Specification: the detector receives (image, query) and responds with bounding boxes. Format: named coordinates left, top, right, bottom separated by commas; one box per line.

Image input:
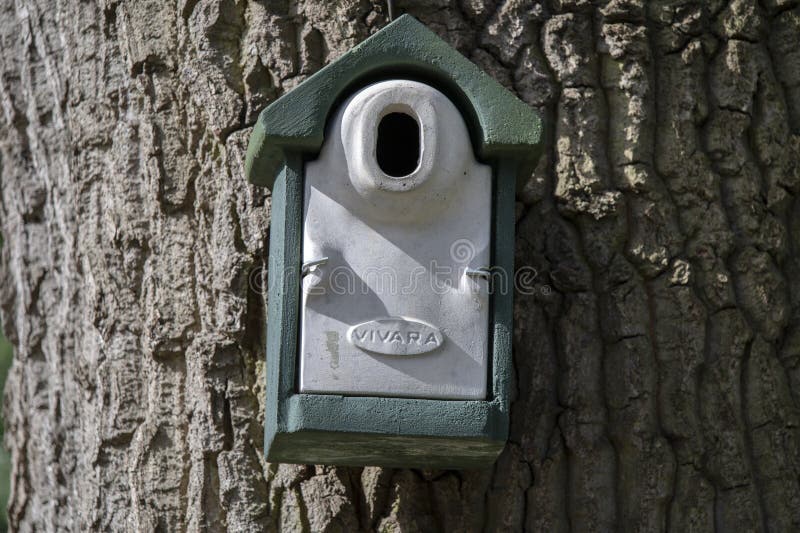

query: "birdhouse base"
left=265, top=394, right=507, bottom=469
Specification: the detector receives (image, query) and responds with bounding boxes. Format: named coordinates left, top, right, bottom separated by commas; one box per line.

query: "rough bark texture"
left=1, top=0, right=800, bottom=531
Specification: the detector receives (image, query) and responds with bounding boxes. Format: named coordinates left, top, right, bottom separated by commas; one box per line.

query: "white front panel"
left=299, top=80, right=492, bottom=400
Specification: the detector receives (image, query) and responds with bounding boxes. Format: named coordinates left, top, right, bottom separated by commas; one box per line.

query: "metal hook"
left=466, top=267, right=491, bottom=280
left=302, top=257, right=329, bottom=277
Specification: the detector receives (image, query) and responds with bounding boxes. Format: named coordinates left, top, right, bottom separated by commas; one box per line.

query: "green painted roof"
left=245, top=14, right=542, bottom=191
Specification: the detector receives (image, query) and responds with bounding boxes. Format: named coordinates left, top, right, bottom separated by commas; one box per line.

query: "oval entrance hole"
left=376, top=112, right=420, bottom=177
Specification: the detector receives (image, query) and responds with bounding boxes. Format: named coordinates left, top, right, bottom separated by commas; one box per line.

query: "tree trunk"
left=1, top=0, right=800, bottom=531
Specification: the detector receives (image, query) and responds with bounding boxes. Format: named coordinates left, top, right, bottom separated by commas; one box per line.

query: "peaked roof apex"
left=245, top=14, right=542, bottom=190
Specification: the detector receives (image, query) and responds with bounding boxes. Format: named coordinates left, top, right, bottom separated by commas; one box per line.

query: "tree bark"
left=1, top=0, right=800, bottom=531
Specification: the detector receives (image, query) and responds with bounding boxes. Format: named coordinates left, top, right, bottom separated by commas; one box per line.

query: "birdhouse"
left=245, top=15, right=542, bottom=468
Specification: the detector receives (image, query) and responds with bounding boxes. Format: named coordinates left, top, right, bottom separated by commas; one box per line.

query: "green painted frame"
left=246, top=15, right=542, bottom=468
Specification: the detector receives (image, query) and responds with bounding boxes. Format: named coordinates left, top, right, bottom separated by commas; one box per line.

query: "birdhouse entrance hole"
left=376, top=112, right=420, bottom=177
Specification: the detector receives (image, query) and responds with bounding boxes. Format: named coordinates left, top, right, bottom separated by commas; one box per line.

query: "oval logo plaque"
left=347, top=317, right=444, bottom=356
